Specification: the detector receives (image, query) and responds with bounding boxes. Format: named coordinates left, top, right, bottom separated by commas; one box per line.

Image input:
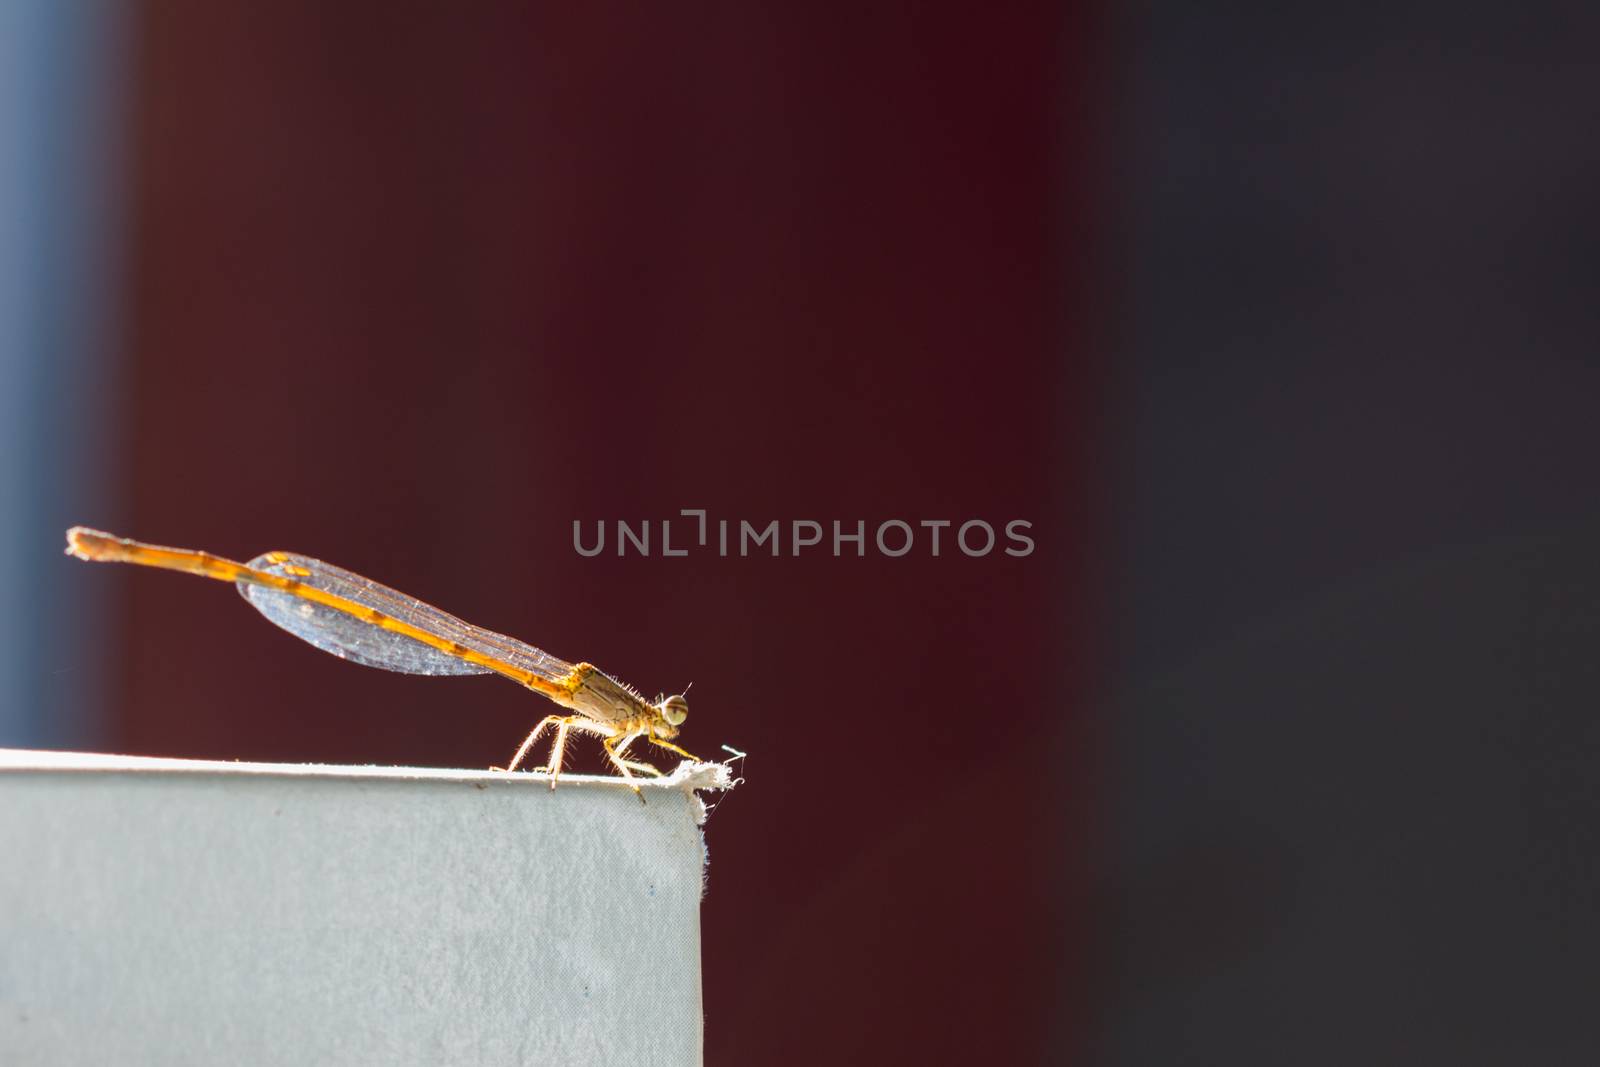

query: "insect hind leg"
left=498, top=715, right=652, bottom=799
left=499, top=714, right=565, bottom=773
left=545, top=717, right=617, bottom=791
left=500, top=714, right=608, bottom=787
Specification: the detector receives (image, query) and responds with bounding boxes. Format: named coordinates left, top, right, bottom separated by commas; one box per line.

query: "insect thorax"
left=567, top=663, right=656, bottom=726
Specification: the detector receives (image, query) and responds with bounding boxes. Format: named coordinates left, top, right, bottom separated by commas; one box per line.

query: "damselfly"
left=65, top=527, right=697, bottom=797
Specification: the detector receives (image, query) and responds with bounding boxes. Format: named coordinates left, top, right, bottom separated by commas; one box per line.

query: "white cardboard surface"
left=0, top=749, right=732, bottom=1066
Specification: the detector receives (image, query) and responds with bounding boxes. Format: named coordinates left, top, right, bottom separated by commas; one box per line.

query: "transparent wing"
left=236, top=552, right=575, bottom=681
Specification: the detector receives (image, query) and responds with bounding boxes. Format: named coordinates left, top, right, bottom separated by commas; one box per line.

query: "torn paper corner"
left=665, top=760, right=740, bottom=824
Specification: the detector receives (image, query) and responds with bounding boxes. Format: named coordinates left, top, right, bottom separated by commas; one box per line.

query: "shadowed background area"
left=6, top=2, right=1600, bottom=1064
left=1097, top=3, right=1600, bottom=1063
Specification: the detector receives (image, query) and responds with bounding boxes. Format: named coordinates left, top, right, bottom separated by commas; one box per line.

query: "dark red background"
left=95, top=4, right=1102, bottom=1064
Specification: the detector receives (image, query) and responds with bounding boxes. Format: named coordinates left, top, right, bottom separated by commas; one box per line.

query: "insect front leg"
left=646, top=736, right=701, bottom=764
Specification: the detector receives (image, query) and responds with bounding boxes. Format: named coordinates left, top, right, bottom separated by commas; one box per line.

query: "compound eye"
left=660, top=694, right=689, bottom=726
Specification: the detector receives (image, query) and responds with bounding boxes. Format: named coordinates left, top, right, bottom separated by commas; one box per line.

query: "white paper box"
left=0, top=749, right=732, bottom=1067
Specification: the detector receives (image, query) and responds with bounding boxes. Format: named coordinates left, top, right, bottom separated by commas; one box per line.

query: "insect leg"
left=610, top=729, right=643, bottom=759
left=545, top=718, right=577, bottom=789
left=646, top=737, right=701, bottom=763
left=601, top=733, right=648, bottom=804
left=500, top=715, right=565, bottom=773
left=544, top=718, right=622, bottom=789
left=607, top=730, right=667, bottom=777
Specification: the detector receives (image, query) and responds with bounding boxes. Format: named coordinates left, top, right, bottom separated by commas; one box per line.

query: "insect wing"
left=236, top=553, right=573, bottom=682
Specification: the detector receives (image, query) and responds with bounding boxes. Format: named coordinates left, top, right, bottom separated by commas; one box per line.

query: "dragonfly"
left=65, top=527, right=697, bottom=798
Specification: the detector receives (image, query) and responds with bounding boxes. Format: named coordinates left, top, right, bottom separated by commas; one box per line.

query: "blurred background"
left=3, top=2, right=1598, bottom=1063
